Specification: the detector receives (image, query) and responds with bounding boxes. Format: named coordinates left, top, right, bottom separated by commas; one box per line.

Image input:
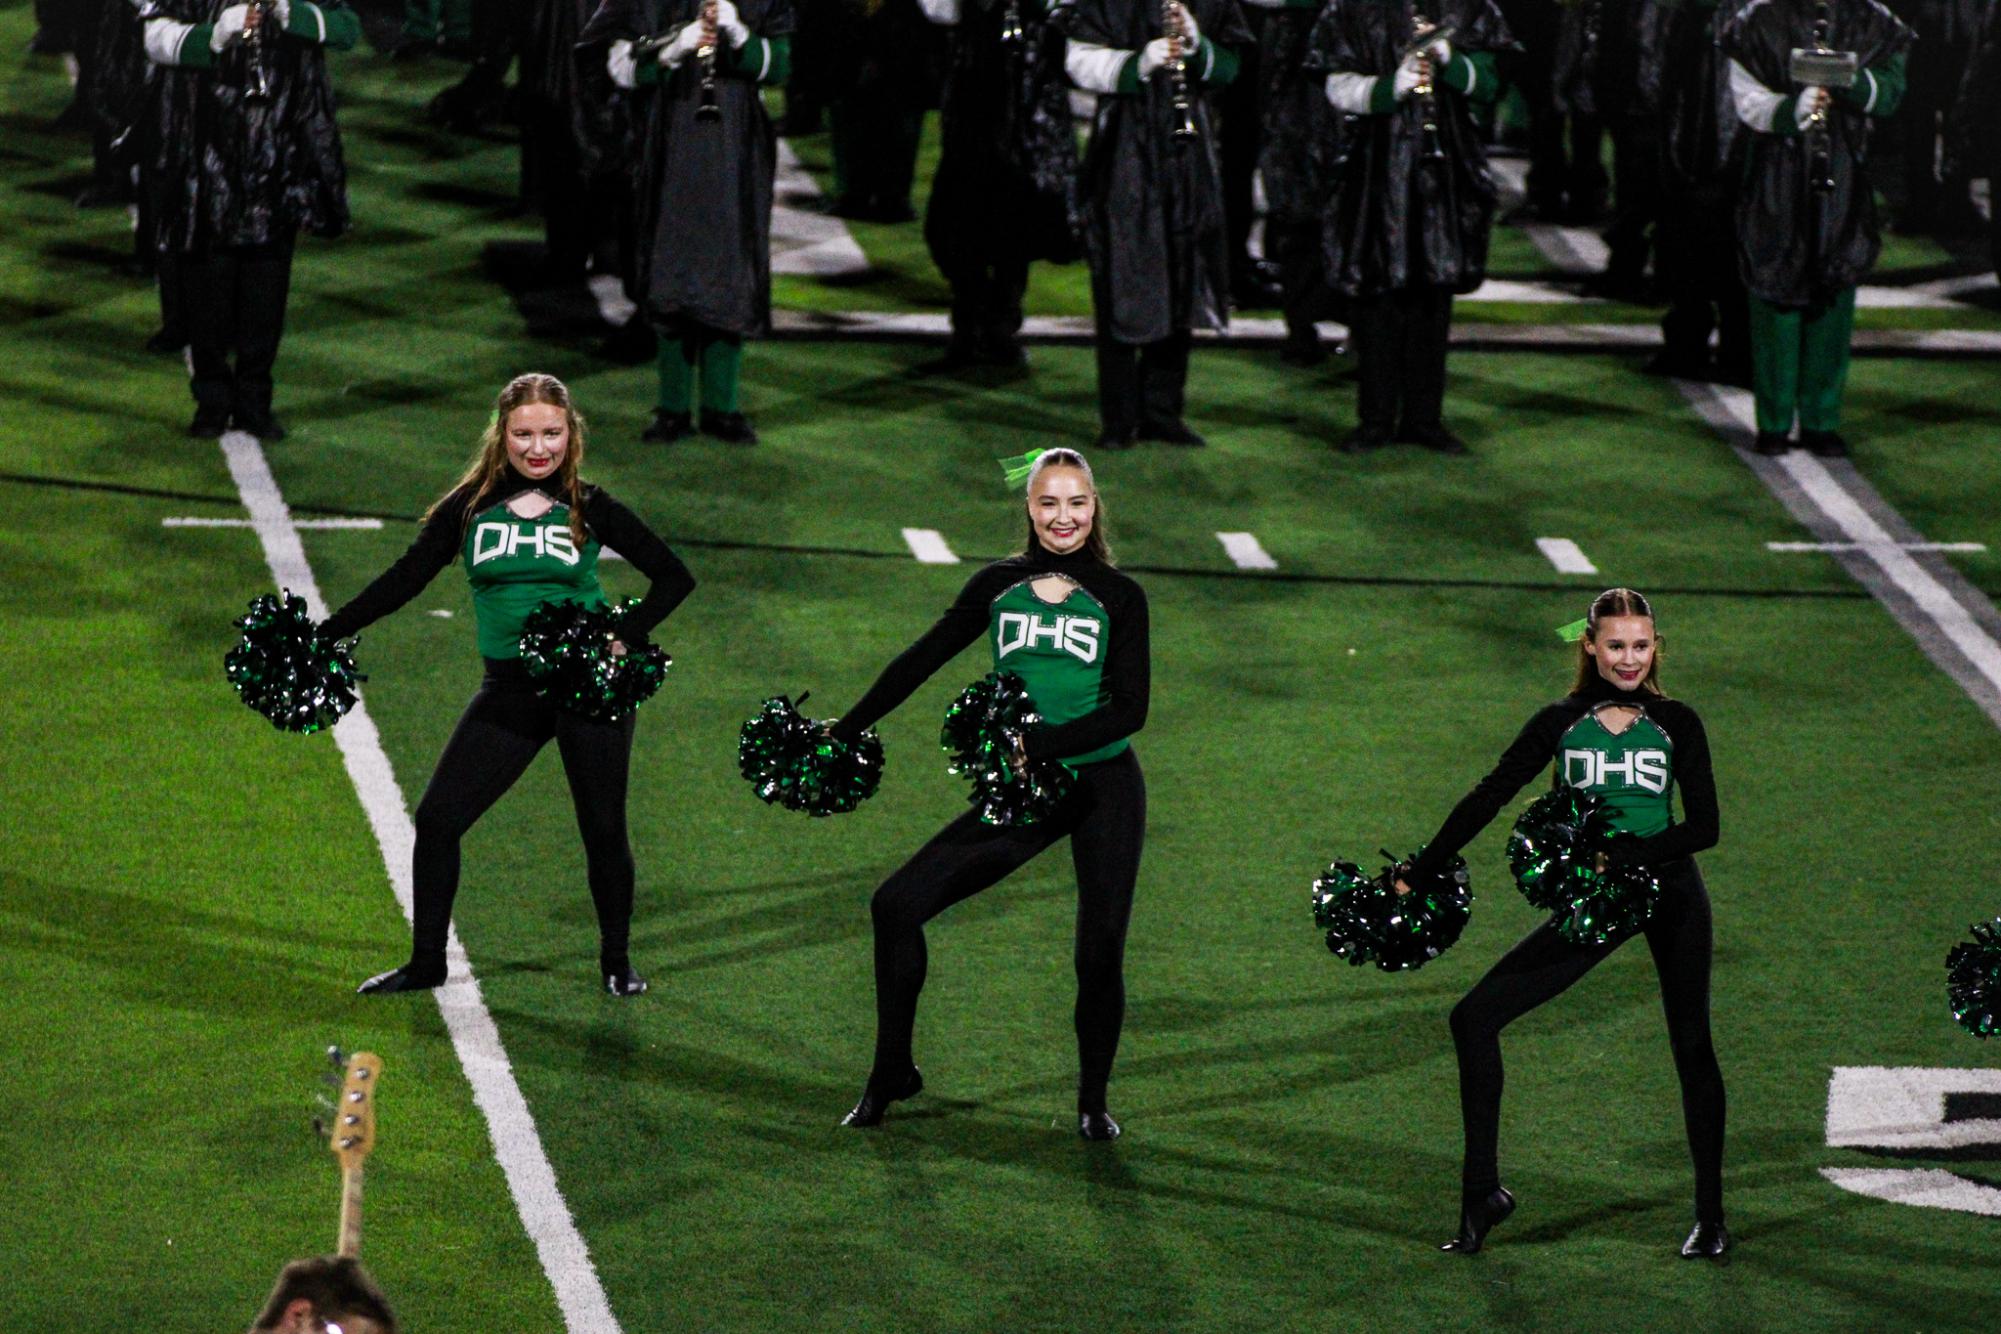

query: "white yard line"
left=1767, top=541, right=1986, bottom=553
left=1679, top=382, right=2001, bottom=729
left=771, top=139, right=869, bottom=278
left=164, top=515, right=382, bottom=530
left=1215, top=531, right=1277, bottom=571
left=1534, top=537, right=1598, bottom=574
left=217, top=431, right=623, bottom=1334
left=901, top=527, right=959, bottom=565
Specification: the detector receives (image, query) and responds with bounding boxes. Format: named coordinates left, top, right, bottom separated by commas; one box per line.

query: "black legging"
left=867, top=749, right=1145, bottom=1110
left=1449, top=859, right=1726, bottom=1223
left=408, top=661, right=638, bottom=970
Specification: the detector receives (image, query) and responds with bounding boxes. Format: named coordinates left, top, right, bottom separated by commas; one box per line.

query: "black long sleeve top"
left=320, top=469, right=695, bottom=650
left=830, top=547, right=1150, bottom=763
left=1408, top=673, right=1719, bottom=877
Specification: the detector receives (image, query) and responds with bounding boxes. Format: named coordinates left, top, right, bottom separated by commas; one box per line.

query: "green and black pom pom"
left=225, top=591, right=364, bottom=734
left=1947, top=918, right=2001, bottom=1039
left=941, top=671, right=1072, bottom=826
left=738, top=694, right=884, bottom=817
left=1311, top=849, right=1473, bottom=972
left=517, top=598, right=670, bottom=722
left=1507, top=786, right=1660, bottom=945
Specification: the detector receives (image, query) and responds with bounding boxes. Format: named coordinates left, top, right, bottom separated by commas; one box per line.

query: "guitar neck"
left=336, top=1161, right=365, bottom=1258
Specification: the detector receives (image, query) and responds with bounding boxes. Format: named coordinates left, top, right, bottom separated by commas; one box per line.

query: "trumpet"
left=1164, top=0, right=1196, bottom=145
left=696, top=0, right=720, bottom=122
left=244, top=0, right=274, bottom=104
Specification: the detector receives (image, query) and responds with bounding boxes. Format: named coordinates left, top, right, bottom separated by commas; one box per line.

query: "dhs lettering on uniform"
left=1563, top=747, right=1670, bottom=793
left=472, top=522, right=580, bottom=567
left=996, top=611, right=1101, bottom=664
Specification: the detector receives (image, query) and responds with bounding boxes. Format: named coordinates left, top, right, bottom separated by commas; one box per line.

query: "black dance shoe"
left=1680, top=1221, right=1730, bottom=1260
left=701, top=411, right=758, bottom=446
left=840, top=1066, right=923, bottom=1128
left=1751, top=430, right=1792, bottom=456
left=603, top=968, right=649, bottom=997
left=1800, top=430, right=1849, bottom=458
left=357, top=959, right=447, bottom=996
left=641, top=409, right=693, bottom=444
left=1138, top=418, right=1207, bottom=448
left=1440, top=1186, right=1516, bottom=1255
left=1078, top=1109, right=1122, bottom=1141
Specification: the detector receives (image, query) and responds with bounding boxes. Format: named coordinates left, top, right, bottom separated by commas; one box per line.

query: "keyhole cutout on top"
left=506, top=490, right=556, bottom=520
left=1594, top=703, right=1644, bottom=736
left=1030, top=574, right=1080, bottom=605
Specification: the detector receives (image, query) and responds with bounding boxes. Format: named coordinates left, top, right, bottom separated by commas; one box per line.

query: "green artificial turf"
left=3, top=12, right=1999, bottom=1331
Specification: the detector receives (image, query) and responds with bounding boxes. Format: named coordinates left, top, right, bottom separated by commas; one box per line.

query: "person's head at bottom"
left=250, top=1256, right=397, bottom=1334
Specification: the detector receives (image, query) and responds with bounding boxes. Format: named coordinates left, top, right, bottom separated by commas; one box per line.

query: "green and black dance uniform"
left=1406, top=674, right=1726, bottom=1232
left=320, top=468, right=695, bottom=989
left=831, top=545, right=1149, bottom=1125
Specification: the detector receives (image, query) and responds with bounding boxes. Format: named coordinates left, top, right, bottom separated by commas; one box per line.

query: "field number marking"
left=1216, top=532, right=1277, bottom=570
left=902, top=527, right=960, bottom=564
left=1822, top=1066, right=2001, bottom=1217
left=1535, top=537, right=1598, bottom=575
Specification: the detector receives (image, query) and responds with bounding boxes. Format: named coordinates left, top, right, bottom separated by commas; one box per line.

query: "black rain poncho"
left=577, top=0, right=797, bottom=336
left=1303, top=0, right=1514, bottom=298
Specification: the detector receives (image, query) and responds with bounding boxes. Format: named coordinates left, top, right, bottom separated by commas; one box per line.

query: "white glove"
left=1172, top=2, right=1199, bottom=48
left=271, top=0, right=291, bottom=26
left=1794, top=85, right=1826, bottom=129
left=714, top=0, right=752, bottom=49
left=1392, top=49, right=1424, bottom=100
left=210, top=4, right=251, bottom=50
left=1137, top=36, right=1175, bottom=80
left=1428, top=36, right=1451, bottom=65
left=659, top=20, right=704, bottom=66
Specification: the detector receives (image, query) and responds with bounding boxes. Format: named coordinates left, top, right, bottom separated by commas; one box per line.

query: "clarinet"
left=1164, top=0, right=1197, bottom=145
left=243, top=0, right=274, bottom=104
left=1806, top=0, right=1835, bottom=192
left=999, top=0, right=1025, bottom=48
left=696, top=0, right=721, bottom=122
left=1412, top=11, right=1444, bottom=162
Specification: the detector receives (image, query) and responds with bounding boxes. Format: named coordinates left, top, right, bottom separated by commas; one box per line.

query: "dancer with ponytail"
left=1396, top=588, right=1728, bottom=1258
left=827, top=448, right=1150, bottom=1139
left=319, top=374, right=696, bottom=996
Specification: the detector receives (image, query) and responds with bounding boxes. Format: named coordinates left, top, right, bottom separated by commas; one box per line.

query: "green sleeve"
left=178, top=24, right=219, bottom=68
left=1439, top=50, right=1498, bottom=104
left=1840, top=51, right=1905, bottom=117
left=1114, top=52, right=1141, bottom=95
left=285, top=2, right=362, bottom=51
left=722, top=33, right=790, bottom=84
left=1368, top=72, right=1397, bottom=114
left=635, top=53, right=666, bottom=86
left=1772, top=90, right=1803, bottom=137
left=1198, top=37, right=1239, bottom=86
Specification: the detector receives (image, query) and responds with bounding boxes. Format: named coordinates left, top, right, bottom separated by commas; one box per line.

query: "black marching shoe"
left=1138, top=418, right=1206, bottom=448
left=840, top=1066, right=923, bottom=1128
left=1078, top=1109, right=1122, bottom=1141
left=1440, top=1186, right=1516, bottom=1255
left=235, top=409, right=286, bottom=442
left=1402, top=424, right=1470, bottom=456
left=1338, top=425, right=1391, bottom=454
left=1800, top=429, right=1849, bottom=458
left=603, top=967, right=649, bottom=997
left=701, top=411, right=758, bottom=445
left=188, top=405, right=230, bottom=438
left=641, top=409, right=693, bottom=444
left=1751, top=430, right=1792, bottom=456
left=357, top=959, right=447, bottom=995
left=1680, top=1220, right=1730, bottom=1260
left=1094, top=427, right=1137, bottom=451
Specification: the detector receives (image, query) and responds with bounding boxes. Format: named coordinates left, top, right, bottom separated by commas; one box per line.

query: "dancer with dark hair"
left=318, top=375, right=696, bottom=997
left=826, top=449, right=1150, bottom=1139
left=1395, top=588, right=1728, bottom=1258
